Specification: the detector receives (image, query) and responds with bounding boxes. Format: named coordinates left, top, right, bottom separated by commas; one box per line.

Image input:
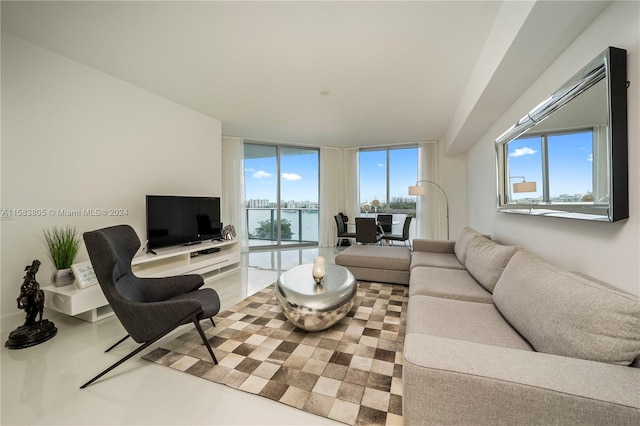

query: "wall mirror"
left=495, top=46, right=628, bottom=222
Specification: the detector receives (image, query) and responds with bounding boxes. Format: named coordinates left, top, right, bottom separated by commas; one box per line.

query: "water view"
left=247, top=208, right=319, bottom=243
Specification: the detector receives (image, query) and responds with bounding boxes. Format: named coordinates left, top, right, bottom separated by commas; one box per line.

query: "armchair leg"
left=105, top=334, right=131, bottom=353
left=81, top=336, right=156, bottom=389
left=193, top=317, right=218, bottom=364
left=210, top=318, right=216, bottom=328
left=80, top=310, right=200, bottom=389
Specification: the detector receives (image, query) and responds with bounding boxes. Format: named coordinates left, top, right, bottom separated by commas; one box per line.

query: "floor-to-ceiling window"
left=244, top=142, right=319, bottom=249
left=358, top=146, right=418, bottom=234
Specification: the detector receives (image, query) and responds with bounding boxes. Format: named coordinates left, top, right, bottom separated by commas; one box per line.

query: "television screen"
left=146, top=195, right=222, bottom=250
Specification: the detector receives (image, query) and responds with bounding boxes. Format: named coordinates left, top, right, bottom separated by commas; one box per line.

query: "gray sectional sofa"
left=337, top=227, right=640, bottom=424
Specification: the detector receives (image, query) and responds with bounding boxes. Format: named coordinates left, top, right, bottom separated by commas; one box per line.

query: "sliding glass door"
left=244, top=142, right=319, bottom=248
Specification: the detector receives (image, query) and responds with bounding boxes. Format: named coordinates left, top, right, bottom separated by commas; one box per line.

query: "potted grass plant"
left=43, top=226, right=81, bottom=287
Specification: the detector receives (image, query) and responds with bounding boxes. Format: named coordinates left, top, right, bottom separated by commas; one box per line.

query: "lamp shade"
left=408, top=185, right=426, bottom=196
left=513, top=181, right=537, bottom=193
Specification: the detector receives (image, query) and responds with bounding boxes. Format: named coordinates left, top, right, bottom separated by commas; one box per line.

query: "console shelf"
left=43, top=283, right=112, bottom=322
left=132, top=239, right=240, bottom=279
left=43, top=239, right=241, bottom=322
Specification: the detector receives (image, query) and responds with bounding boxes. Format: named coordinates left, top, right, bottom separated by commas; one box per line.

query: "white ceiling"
left=1, top=1, right=610, bottom=152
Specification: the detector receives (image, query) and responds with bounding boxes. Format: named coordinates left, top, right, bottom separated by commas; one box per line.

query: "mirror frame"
left=495, top=46, right=628, bottom=222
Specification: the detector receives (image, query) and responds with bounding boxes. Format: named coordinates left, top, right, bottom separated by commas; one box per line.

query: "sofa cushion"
left=409, top=266, right=492, bottom=303
left=407, top=295, right=533, bottom=351
left=410, top=251, right=464, bottom=270
left=453, top=227, right=484, bottom=265
left=465, top=237, right=518, bottom=293
left=412, top=239, right=455, bottom=254
left=493, top=250, right=640, bottom=366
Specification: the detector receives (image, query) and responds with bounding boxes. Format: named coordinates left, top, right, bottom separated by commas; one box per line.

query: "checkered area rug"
left=143, top=282, right=408, bottom=425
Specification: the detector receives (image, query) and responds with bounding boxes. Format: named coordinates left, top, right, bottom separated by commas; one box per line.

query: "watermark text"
left=1, top=207, right=129, bottom=220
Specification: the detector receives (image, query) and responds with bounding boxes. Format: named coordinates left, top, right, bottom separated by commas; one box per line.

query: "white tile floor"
left=1, top=247, right=343, bottom=426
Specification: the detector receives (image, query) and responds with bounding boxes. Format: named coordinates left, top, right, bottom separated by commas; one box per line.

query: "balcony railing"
left=246, top=207, right=318, bottom=244
left=245, top=207, right=416, bottom=246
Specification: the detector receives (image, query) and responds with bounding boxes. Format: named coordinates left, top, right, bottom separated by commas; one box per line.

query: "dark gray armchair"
left=80, top=225, right=220, bottom=388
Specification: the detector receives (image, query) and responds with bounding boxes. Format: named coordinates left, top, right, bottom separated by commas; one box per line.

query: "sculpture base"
left=5, top=320, right=57, bottom=349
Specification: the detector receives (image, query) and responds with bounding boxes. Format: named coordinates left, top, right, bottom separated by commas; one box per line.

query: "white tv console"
left=43, top=239, right=241, bottom=322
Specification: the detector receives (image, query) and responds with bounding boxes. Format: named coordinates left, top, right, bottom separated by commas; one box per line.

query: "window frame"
left=358, top=144, right=418, bottom=215
left=244, top=141, right=320, bottom=249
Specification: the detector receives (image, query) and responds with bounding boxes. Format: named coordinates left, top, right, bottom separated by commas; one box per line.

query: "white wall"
left=438, top=140, right=467, bottom=240
left=466, top=1, right=640, bottom=295
left=1, top=33, right=222, bottom=324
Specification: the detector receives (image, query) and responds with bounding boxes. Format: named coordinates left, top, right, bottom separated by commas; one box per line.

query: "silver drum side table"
left=275, top=263, right=357, bottom=332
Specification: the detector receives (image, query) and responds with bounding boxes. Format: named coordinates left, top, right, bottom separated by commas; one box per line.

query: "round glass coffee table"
left=275, top=263, right=357, bottom=332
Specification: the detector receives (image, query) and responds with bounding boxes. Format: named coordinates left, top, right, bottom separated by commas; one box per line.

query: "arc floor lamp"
left=408, top=180, right=450, bottom=240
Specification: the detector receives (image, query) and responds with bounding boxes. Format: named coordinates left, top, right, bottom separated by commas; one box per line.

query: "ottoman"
left=335, top=245, right=411, bottom=285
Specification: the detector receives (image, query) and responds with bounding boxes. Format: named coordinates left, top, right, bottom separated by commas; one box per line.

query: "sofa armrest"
left=403, top=333, right=640, bottom=425
left=412, top=239, right=456, bottom=253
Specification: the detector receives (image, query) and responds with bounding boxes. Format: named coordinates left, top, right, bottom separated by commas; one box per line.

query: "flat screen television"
left=146, top=195, right=222, bottom=250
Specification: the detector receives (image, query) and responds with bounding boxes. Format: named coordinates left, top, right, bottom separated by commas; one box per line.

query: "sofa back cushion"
left=454, top=227, right=484, bottom=265
left=465, top=237, right=518, bottom=292
left=493, top=250, right=640, bottom=366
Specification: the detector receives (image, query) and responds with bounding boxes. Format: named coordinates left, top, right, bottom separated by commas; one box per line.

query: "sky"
left=358, top=148, right=418, bottom=204
left=244, top=147, right=419, bottom=204
left=245, top=151, right=319, bottom=202
left=508, top=130, right=594, bottom=199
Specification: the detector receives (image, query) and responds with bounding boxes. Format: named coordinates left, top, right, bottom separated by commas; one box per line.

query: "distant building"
left=247, top=199, right=318, bottom=209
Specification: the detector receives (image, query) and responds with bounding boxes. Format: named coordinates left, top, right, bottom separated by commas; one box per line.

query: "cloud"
left=245, top=167, right=256, bottom=173
left=509, top=147, right=537, bottom=157
left=282, top=173, right=302, bottom=181
left=587, top=153, right=593, bottom=162
left=377, top=163, right=385, bottom=167
left=253, top=170, right=272, bottom=179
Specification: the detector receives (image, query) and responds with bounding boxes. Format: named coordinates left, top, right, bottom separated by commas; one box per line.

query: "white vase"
left=52, top=268, right=75, bottom=287
left=312, top=256, right=326, bottom=284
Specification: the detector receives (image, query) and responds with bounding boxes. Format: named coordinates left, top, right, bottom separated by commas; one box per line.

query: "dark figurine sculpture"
left=5, top=259, right=57, bottom=349
left=18, top=260, right=45, bottom=326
